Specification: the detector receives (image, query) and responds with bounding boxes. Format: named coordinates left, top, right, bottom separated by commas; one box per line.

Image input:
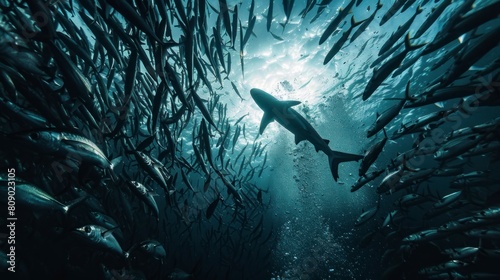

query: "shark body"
left=250, top=88, right=363, bottom=181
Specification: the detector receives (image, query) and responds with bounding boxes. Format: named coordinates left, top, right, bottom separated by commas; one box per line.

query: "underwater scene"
left=1, top=0, right=499, bottom=279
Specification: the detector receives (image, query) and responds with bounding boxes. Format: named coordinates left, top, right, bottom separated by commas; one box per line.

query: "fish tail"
left=351, top=16, right=365, bottom=27
left=404, top=32, right=426, bottom=51
left=404, top=80, right=417, bottom=102
left=328, top=150, right=364, bottom=181
left=416, top=5, right=423, bottom=14
left=376, top=0, right=383, bottom=10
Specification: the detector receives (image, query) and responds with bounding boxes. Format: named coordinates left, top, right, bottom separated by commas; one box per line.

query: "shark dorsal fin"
left=323, top=139, right=330, bottom=145
left=259, top=112, right=275, bottom=134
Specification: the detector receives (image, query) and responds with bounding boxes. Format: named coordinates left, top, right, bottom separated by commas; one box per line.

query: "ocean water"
left=1, top=0, right=499, bottom=279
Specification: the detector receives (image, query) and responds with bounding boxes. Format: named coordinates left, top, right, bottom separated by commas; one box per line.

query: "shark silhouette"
left=250, top=88, right=363, bottom=181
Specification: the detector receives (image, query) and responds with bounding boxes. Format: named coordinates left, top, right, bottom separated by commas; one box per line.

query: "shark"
left=250, top=88, right=363, bottom=181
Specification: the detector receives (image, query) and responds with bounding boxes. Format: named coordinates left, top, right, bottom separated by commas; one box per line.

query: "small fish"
left=319, top=0, right=356, bottom=45
left=231, top=81, right=245, bottom=101
left=299, top=0, right=317, bottom=19
left=367, top=81, right=412, bottom=138
left=106, top=0, right=161, bottom=42
left=438, top=26, right=500, bottom=88
left=359, top=129, right=387, bottom=176
left=79, top=11, right=124, bottom=66
left=350, top=1, right=383, bottom=43
left=269, top=31, right=284, bottom=41
left=9, top=130, right=111, bottom=169
left=363, top=34, right=425, bottom=101
left=434, top=134, right=485, bottom=161
left=218, top=0, right=232, bottom=43
left=242, top=16, right=256, bottom=49
left=267, top=0, right=274, bottom=31
left=377, top=163, right=413, bottom=194
left=0, top=181, right=87, bottom=217
left=180, top=169, right=196, bottom=193
left=212, top=26, right=227, bottom=74
left=466, top=228, right=500, bottom=239
left=429, top=42, right=466, bottom=71
left=72, top=225, right=124, bottom=256
left=351, top=169, right=384, bottom=192
left=232, top=125, right=241, bottom=152
left=206, top=195, right=220, bottom=219
left=355, top=199, right=380, bottom=226
left=402, top=229, right=448, bottom=243
left=391, top=108, right=456, bottom=140
left=378, top=6, right=423, bottom=56
left=323, top=16, right=366, bottom=65
left=203, top=173, right=211, bottom=192
left=0, top=97, right=49, bottom=128
left=132, top=149, right=171, bottom=193
left=128, top=181, right=159, bottom=219
left=281, top=0, right=295, bottom=31
left=231, top=5, right=238, bottom=49
left=134, top=240, right=167, bottom=260
left=239, top=20, right=245, bottom=78
left=379, top=0, right=407, bottom=26
left=414, top=0, right=453, bottom=38
left=443, top=247, right=479, bottom=259
left=405, top=85, right=475, bottom=109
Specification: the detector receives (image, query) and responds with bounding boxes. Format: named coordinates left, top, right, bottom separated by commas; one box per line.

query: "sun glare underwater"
left=1, top=0, right=500, bottom=279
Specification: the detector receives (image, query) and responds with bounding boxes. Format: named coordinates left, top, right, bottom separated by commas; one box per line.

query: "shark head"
left=250, top=88, right=280, bottom=111
left=250, top=88, right=303, bottom=134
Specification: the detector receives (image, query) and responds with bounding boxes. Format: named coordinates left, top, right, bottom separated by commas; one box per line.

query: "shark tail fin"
left=328, top=150, right=364, bottom=181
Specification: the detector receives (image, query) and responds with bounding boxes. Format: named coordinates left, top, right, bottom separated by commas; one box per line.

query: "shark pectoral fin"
left=323, top=139, right=330, bottom=145
left=282, top=100, right=301, bottom=107
left=259, top=112, right=274, bottom=134
left=294, top=134, right=306, bottom=144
